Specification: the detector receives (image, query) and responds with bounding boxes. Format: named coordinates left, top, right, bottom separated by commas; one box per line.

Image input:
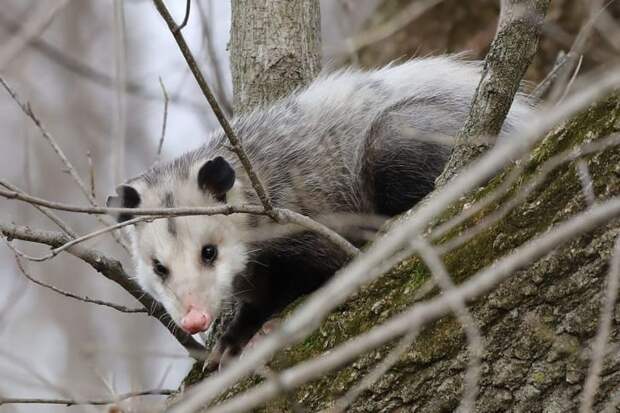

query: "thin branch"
left=12, top=253, right=147, bottom=313
left=0, top=184, right=359, bottom=256
left=556, top=54, right=584, bottom=104
left=531, top=50, right=567, bottom=99
left=174, top=0, right=192, bottom=32
left=579, top=235, right=620, bottom=413
left=340, top=0, right=446, bottom=55
left=576, top=159, right=596, bottom=207
left=0, top=180, right=77, bottom=238
left=152, top=0, right=274, bottom=213
left=195, top=0, right=232, bottom=116
left=413, top=239, right=482, bottom=413
left=547, top=0, right=606, bottom=103
left=434, top=133, right=620, bottom=252
left=9, top=215, right=160, bottom=262
left=156, top=76, right=170, bottom=161
left=0, top=389, right=176, bottom=406
left=0, top=75, right=129, bottom=251
left=113, top=0, right=128, bottom=185
left=86, top=150, right=96, bottom=200
left=324, top=332, right=419, bottom=413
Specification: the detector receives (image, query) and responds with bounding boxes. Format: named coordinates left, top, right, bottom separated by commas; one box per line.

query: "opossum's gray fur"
left=133, top=55, right=531, bottom=219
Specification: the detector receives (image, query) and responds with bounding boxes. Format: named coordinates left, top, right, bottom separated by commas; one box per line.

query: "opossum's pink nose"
left=180, top=308, right=212, bottom=334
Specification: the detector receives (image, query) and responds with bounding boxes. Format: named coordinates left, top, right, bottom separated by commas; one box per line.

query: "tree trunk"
left=229, top=0, right=321, bottom=113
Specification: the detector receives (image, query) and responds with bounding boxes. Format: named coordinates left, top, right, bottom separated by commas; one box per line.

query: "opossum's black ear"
left=106, top=184, right=141, bottom=222
left=198, top=156, right=235, bottom=202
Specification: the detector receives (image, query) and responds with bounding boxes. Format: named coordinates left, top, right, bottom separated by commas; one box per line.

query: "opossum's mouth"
left=180, top=307, right=212, bottom=334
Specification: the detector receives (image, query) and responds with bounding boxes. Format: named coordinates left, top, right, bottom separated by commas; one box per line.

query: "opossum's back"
left=230, top=56, right=532, bottom=214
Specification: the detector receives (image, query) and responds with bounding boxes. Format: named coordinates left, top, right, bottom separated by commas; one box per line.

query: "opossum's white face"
left=107, top=156, right=249, bottom=335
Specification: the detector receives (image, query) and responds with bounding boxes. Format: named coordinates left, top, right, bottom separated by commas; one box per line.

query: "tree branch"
left=0, top=388, right=176, bottom=406
left=12, top=254, right=147, bottom=313
left=436, top=0, right=550, bottom=186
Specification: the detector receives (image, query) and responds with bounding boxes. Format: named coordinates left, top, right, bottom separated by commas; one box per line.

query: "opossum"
left=107, top=56, right=532, bottom=369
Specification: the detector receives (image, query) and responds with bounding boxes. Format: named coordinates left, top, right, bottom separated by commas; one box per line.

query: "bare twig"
left=0, top=183, right=359, bottom=256
left=12, top=253, right=147, bottom=313
left=113, top=0, right=128, bottom=185
left=435, top=133, right=620, bottom=252
left=547, top=0, right=606, bottom=103
left=0, top=11, right=205, bottom=112
left=324, top=332, right=419, bottom=413
left=413, top=239, right=482, bottom=413
left=152, top=0, right=274, bottom=213
left=0, top=180, right=77, bottom=238
left=0, top=75, right=129, bottom=251
left=0, top=389, right=176, bottom=406
left=579, top=235, right=620, bottom=413
left=156, top=76, right=170, bottom=161
left=174, top=0, right=192, bottom=32
left=86, top=150, right=96, bottom=200
left=195, top=0, right=232, bottom=115
left=556, top=54, right=584, bottom=104
left=8, top=215, right=160, bottom=262
left=531, top=51, right=567, bottom=99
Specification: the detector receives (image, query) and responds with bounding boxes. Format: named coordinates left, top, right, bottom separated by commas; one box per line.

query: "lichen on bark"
left=206, top=95, right=620, bottom=412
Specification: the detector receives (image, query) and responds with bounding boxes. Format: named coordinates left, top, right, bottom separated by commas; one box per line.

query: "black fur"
left=106, top=184, right=141, bottom=222
left=198, top=156, right=236, bottom=202
left=209, top=231, right=351, bottom=367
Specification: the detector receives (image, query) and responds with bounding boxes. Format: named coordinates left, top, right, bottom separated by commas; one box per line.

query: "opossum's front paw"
left=203, top=341, right=242, bottom=373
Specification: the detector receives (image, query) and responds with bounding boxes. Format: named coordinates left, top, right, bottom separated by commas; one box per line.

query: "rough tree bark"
left=436, top=0, right=550, bottom=186
left=229, top=0, right=321, bottom=113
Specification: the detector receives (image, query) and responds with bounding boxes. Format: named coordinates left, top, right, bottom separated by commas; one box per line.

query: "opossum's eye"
left=201, top=244, right=218, bottom=265
left=152, top=259, right=169, bottom=280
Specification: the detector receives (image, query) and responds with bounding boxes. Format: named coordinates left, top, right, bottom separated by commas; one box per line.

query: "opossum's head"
left=107, top=155, right=249, bottom=335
